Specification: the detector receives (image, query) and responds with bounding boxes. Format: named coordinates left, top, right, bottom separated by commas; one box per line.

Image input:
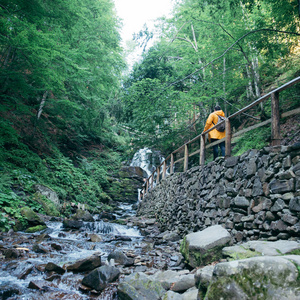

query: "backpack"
left=213, top=115, right=226, bottom=132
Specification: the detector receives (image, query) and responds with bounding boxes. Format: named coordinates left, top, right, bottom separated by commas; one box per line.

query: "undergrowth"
left=0, top=118, right=131, bottom=231
left=232, top=126, right=271, bottom=156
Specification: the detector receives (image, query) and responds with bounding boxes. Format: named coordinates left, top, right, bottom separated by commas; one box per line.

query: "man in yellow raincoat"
left=203, top=105, right=226, bottom=160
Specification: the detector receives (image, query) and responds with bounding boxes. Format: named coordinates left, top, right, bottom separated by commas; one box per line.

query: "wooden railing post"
left=170, top=153, right=174, bottom=174
left=156, top=167, right=160, bottom=185
left=184, top=144, right=189, bottom=172
left=271, top=91, right=281, bottom=146
left=162, top=161, right=167, bottom=179
left=199, top=135, right=205, bottom=166
left=225, top=118, right=232, bottom=158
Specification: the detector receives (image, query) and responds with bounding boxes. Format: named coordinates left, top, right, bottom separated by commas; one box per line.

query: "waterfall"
left=130, top=148, right=167, bottom=200
left=130, top=147, right=165, bottom=177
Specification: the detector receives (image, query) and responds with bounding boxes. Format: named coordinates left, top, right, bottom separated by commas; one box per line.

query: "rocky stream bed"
left=0, top=203, right=188, bottom=300
left=1, top=200, right=300, bottom=300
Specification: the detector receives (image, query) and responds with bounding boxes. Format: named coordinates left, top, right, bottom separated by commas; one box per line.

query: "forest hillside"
left=0, top=0, right=299, bottom=231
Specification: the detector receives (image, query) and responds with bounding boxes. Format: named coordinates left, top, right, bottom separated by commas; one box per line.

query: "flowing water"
left=0, top=149, right=164, bottom=299
left=0, top=202, right=143, bottom=300
left=130, top=147, right=165, bottom=177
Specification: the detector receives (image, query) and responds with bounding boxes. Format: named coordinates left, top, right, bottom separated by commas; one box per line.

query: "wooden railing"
left=141, top=76, right=300, bottom=198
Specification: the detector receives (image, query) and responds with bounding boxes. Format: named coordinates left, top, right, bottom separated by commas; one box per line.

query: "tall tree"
left=0, top=0, right=124, bottom=151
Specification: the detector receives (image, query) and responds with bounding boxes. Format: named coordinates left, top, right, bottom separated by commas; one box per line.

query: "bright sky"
left=114, top=0, right=173, bottom=42
left=114, top=0, right=173, bottom=66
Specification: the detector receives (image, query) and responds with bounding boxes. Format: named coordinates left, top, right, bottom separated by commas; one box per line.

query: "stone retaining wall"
left=137, top=144, right=300, bottom=242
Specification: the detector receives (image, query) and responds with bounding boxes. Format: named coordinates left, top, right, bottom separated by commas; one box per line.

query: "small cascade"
left=83, top=221, right=115, bottom=234
left=0, top=202, right=144, bottom=300
left=130, top=147, right=165, bottom=177
left=130, top=148, right=168, bottom=198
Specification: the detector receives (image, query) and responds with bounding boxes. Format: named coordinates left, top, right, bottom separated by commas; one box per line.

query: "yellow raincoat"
left=203, top=110, right=226, bottom=141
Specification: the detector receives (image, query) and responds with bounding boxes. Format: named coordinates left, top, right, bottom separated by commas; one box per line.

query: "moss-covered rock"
left=20, top=206, right=46, bottom=226
left=180, top=225, right=231, bottom=268
left=204, top=256, right=300, bottom=300
left=32, top=193, right=60, bottom=217
left=25, top=225, right=47, bottom=233
left=117, top=272, right=166, bottom=300
left=71, top=209, right=94, bottom=222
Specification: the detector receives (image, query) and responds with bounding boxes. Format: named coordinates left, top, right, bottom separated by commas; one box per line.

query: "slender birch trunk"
left=37, top=91, right=48, bottom=120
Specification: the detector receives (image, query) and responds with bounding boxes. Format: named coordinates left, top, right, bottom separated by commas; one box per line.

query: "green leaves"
left=117, top=0, right=300, bottom=157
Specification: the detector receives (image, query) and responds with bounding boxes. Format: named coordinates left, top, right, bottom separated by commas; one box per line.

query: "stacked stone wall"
left=137, top=144, right=300, bottom=242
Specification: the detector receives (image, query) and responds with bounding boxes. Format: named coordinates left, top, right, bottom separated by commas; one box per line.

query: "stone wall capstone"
left=137, top=144, right=300, bottom=243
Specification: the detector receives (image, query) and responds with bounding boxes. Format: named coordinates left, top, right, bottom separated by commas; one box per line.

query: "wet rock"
left=81, top=265, right=120, bottom=291
left=72, top=209, right=94, bottom=222
left=12, top=262, right=36, bottom=279
left=62, top=219, right=84, bottom=230
left=20, top=206, right=46, bottom=227
left=41, top=290, right=83, bottom=300
left=45, top=262, right=65, bottom=275
left=3, top=248, right=20, bottom=259
left=51, top=243, right=63, bottom=250
left=25, top=225, right=47, bottom=233
left=28, top=280, right=58, bottom=290
left=45, top=274, right=61, bottom=282
left=32, top=243, right=49, bottom=253
left=107, top=250, right=134, bottom=266
left=180, top=225, right=231, bottom=268
left=0, top=282, right=21, bottom=299
left=66, top=252, right=102, bottom=272
left=98, top=211, right=116, bottom=220
left=88, top=233, right=102, bottom=242
left=115, top=235, right=132, bottom=241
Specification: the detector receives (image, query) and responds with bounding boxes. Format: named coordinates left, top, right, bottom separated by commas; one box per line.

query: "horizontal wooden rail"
left=141, top=76, right=300, bottom=199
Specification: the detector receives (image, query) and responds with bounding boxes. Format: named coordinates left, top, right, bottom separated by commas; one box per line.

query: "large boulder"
left=180, top=225, right=231, bottom=268
left=107, top=250, right=134, bottom=266
left=204, top=255, right=300, bottom=299
left=150, top=270, right=195, bottom=292
left=34, top=184, right=60, bottom=207
left=113, top=166, right=146, bottom=203
left=118, top=272, right=166, bottom=300
left=222, top=240, right=300, bottom=260
left=71, top=209, right=94, bottom=222
left=81, top=265, right=120, bottom=291
left=62, top=219, right=83, bottom=230
left=66, top=253, right=102, bottom=272
left=20, top=206, right=46, bottom=227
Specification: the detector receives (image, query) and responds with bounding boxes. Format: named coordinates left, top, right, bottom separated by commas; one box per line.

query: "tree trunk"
left=37, top=91, right=49, bottom=120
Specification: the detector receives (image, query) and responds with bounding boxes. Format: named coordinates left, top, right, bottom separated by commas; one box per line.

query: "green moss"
left=226, top=249, right=262, bottom=261
left=25, top=225, right=47, bottom=233
left=288, top=249, right=300, bottom=256
left=113, top=219, right=127, bottom=225
left=205, top=260, right=300, bottom=300
left=20, top=206, right=41, bottom=222
left=30, top=193, right=60, bottom=217
left=180, top=237, right=228, bottom=267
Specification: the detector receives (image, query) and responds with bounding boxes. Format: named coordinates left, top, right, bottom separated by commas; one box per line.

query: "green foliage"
left=0, top=212, right=15, bottom=232
left=118, top=0, right=300, bottom=155
left=232, top=126, right=271, bottom=156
